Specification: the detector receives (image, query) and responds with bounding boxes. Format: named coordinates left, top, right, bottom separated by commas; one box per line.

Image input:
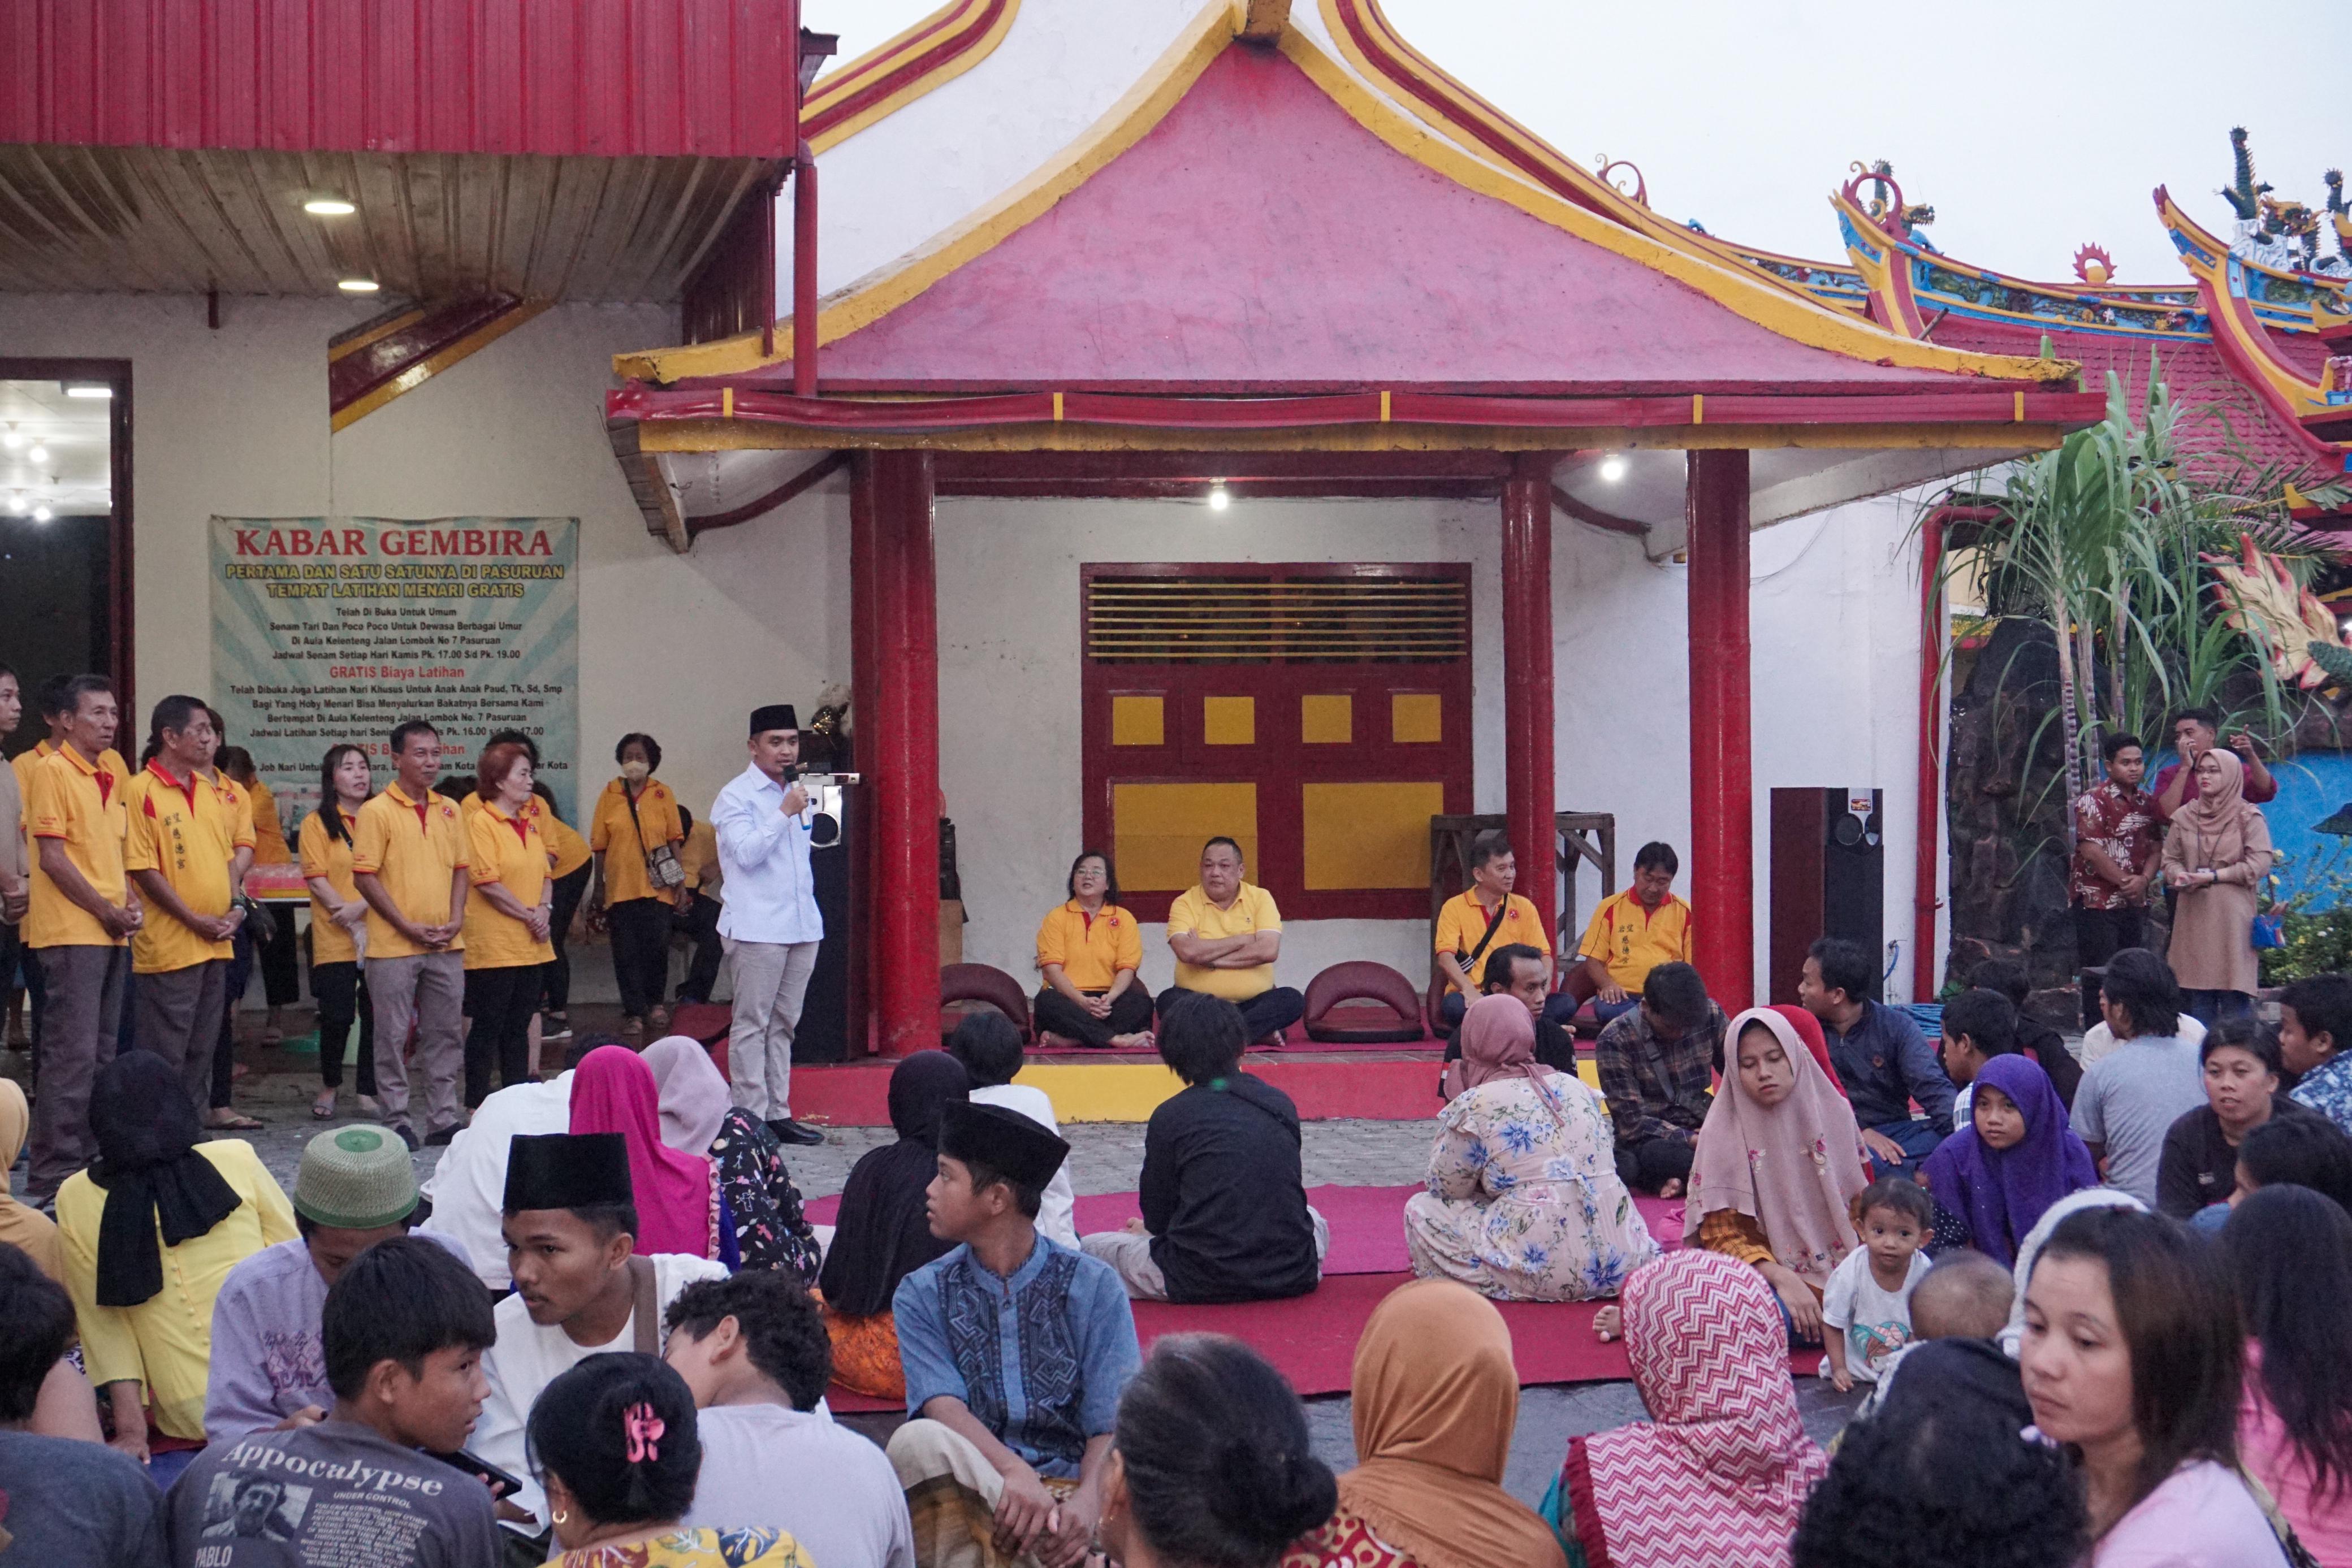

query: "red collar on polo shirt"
left=59, top=740, right=115, bottom=808
left=386, top=782, right=434, bottom=830
left=145, top=759, right=198, bottom=811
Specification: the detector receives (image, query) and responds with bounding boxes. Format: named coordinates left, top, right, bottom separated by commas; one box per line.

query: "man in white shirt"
left=711, top=704, right=824, bottom=1146
left=665, top=1271, right=915, bottom=1568
left=472, top=1132, right=727, bottom=1544
left=415, top=1058, right=579, bottom=1290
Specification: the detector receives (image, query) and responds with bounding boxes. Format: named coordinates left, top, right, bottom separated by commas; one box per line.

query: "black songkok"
left=503, top=1133, right=633, bottom=1212
left=939, top=1101, right=1070, bottom=1189
left=749, top=704, right=799, bottom=737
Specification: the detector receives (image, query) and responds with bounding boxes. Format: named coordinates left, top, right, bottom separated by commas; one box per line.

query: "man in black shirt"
left=1442, top=943, right=1577, bottom=1074
left=1080, top=993, right=1324, bottom=1303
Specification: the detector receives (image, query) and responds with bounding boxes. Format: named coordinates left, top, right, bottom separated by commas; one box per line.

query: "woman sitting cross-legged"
left=1918, top=1052, right=2098, bottom=1268
left=1684, top=1007, right=1871, bottom=1348
left=1032, top=850, right=1156, bottom=1049
left=1404, top=994, right=1662, bottom=1302
left=642, top=1034, right=823, bottom=1282
left=529, top=1351, right=812, bottom=1568
left=1547, top=1250, right=1829, bottom=1568
left=815, top=1050, right=969, bottom=1398
left=1283, top=1279, right=1566, bottom=1568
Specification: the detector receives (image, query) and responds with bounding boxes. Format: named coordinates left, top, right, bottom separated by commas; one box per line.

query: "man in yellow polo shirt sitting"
left=1569, top=841, right=1693, bottom=1028
left=1154, top=837, right=1303, bottom=1046
left=20, top=674, right=140, bottom=1203
left=123, top=695, right=251, bottom=1116
left=352, top=718, right=471, bottom=1150
left=1433, top=828, right=1554, bottom=1032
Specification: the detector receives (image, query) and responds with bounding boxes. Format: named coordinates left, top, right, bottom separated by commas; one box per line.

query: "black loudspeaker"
left=794, top=792, right=854, bottom=1063
left=1769, top=787, right=1884, bottom=1004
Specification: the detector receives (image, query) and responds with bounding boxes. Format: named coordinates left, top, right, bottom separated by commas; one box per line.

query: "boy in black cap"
left=710, top=703, right=825, bottom=1145
left=887, top=1102, right=1140, bottom=1568
left=469, top=1132, right=726, bottom=1543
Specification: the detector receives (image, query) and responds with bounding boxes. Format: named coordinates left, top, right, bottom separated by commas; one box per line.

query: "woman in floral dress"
left=1403, top=995, right=1661, bottom=1301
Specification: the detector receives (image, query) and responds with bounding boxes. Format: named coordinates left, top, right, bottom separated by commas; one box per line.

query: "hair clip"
left=2019, top=1424, right=2060, bottom=1449
left=624, top=1402, right=665, bottom=1463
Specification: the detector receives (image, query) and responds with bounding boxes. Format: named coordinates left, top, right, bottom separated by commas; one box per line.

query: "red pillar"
left=857, top=451, right=941, bottom=1055
left=1686, top=449, right=1754, bottom=1009
left=1501, top=452, right=1559, bottom=948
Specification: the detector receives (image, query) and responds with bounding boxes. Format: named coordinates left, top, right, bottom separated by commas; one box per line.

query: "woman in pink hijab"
left=568, top=1045, right=730, bottom=1263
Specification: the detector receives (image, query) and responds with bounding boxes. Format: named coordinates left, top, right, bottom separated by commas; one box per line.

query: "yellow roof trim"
left=616, top=0, right=1236, bottom=385
left=802, top=0, right=1024, bottom=155
left=1278, top=29, right=2073, bottom=384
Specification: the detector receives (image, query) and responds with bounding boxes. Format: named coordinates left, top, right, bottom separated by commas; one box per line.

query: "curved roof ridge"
left=802, top=0, right=1022, bottom=153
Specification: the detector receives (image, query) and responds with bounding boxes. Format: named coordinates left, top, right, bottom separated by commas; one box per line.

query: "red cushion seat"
left=1303, top=961, right=1427, bottom=1043
left=940, top=962, right=1033, bottom=1042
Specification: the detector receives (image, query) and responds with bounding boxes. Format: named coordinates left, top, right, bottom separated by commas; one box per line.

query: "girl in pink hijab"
left=569, top=1045, right=730, bottom=1263
left=1686, top=1007, right=1869, bottom=1342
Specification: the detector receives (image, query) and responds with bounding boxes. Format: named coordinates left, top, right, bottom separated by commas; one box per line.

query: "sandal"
left=207, top=1111, right=265, bottom=1132
left=312, top=1090, right=338, bottom=1120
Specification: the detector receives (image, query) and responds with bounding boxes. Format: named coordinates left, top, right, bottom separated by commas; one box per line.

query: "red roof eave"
left=606, top=385, right=2110, bottom=437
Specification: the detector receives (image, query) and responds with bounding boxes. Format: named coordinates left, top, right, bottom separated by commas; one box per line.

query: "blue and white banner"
left=210, top=517, right=580, bottom=839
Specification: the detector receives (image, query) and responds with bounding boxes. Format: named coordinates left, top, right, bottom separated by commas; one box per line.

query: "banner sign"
left=210, top=517, right=580, bottom=842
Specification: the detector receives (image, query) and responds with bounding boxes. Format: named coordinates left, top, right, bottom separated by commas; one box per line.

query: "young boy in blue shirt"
left=888, top=1102, right=1139, bottom=1568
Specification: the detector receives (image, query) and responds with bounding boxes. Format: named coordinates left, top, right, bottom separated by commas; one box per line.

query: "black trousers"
left=1614, top=1136, right=1696, bottom=1195
left=2076, top=904, right=2147, bottom=1027
left=258, top=903, right=301, bottom=1008
left=677, top=893, right=724, bottom=1004
left=464, top=962, right=543, bottom=1107
left=1034, top=985, right=1156, bottom=1046
left=312, top=960, right=377, bottom=1093
left=1155, top=985, right=1306, bottom=1045
left=607, top=898, right=673, bottom=1019
left=542, top=863, right=591, bottom=1013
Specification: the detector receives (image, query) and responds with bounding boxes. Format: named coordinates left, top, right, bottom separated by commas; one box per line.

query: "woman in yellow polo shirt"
left=1033, top=850, right=1154, bottom=1048
left=301, top=744, right=378, bottom=1121
left=463, top=740, right=556, bottom=1107
left=588, top=731, right=685, bottom=1036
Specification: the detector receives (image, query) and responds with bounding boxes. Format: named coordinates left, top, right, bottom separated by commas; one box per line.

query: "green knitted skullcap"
left=293, top=1125, right=419, bottom=1231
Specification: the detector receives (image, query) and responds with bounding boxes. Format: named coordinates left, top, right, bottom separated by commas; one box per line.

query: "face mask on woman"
left=620, top=759, right=651, bottom=785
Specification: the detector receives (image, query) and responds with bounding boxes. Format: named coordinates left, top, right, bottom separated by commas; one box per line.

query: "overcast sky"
left=812, top=0, right=2344, bottom=284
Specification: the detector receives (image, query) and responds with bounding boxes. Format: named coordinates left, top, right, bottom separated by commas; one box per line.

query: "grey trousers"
left=723, top=937, right=818, bottom=1120
left=366, top=949, right=466, bottom=1134
left=28, top=943, right=127, bottom=1198
left=136, top=958, right=228, bottom=1115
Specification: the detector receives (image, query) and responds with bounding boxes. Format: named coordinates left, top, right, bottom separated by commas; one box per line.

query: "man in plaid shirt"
left=1594, top=961, right=1726, bottom=1197
left=2073, top=731, right=2162, bottom=1028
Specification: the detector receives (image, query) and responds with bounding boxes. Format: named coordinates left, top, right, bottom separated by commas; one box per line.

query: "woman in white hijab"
left=1995, top=1186, right=2146, bottom=1357
left=642, top=1035, right=822, bottom=1281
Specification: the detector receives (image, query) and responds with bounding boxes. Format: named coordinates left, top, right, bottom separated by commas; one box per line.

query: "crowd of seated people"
left=15, top=789, right=2352, bottom=1568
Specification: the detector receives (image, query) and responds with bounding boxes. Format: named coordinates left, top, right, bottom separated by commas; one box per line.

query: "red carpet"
left=819, top=1194, right=1811, bottom=1412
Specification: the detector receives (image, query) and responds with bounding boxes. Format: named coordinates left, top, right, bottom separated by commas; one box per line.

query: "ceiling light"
left=338, top=278, right=380, bottom=293
left=30, top=505, right=51, bottom=522
left=25, top=444, right=47, bottom=465
left=1597, top=454, right=1629, bottom=483
left=303, top=197, right=356, bottom=216
left=1207, top=484, right=1231, bottom=512
left=0, top=426, right=17, bottom=450
left=64, top=384, right=111, bottom=399
left=5, top=494, right=21, bottom=514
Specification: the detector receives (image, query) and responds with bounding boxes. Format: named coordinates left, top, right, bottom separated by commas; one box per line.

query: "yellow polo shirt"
left=18, top=738, right=130, bottom=794
left=1433, top=889, right=1551, bottom=992
left=122, top=762, right=240, bottom=973
left=350, top=783, right=470, bottom=959
left=464, top=802, right=556, bottom=969
left=246, top=779, right=293, bottom=865
left=546, top=808, right=592, bottom=879
left=1577, top=890, right=1694, bottom=991
left=23, top=745, right=129, bottom=949
left=299, top=807, right=365, bottom=966
left=1168, top=882, right=1281, bottom=1001
left=589, top=777, right=684, bottom=904
left=1036, top=900, right=1143, bottom=992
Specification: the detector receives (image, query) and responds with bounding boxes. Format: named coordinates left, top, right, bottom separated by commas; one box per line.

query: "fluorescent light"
left=64, top=384, right=111, bottom=399
left=338, top=278, right=380, bottom=293
left=25, top=444, right=47, bottom=465
left=30, top=505, right=51, bottom=522
left=1, top=426, right=17, bottom=450
left=1598, top=454, right=1629, bottom=483
left=303, top=197, right=356, bottom=216
left=1207, top=484, right=1231, bottom=512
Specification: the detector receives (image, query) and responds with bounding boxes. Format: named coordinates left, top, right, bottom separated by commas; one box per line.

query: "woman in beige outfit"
left=2161, top=747, right=2273, bottom=1026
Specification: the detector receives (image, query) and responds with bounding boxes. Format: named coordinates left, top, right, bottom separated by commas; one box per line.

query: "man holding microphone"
left=712, top=704, right=825, bottom=1146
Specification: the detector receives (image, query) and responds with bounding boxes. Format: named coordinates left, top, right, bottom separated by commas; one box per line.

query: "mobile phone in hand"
left=429, top=1449, right=525, bottom=1499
